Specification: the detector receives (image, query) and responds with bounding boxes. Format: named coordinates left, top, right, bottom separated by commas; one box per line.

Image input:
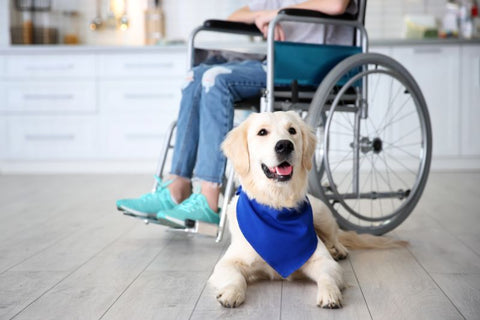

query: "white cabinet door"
left=98, top=80, right=181, bottom=116
left=5, top=116, right=98, bottom=160
left=98, top=115, right=168, bottom=159
left=98, top=53, right=186, bottom=79
left=0, top=81, right=96, bottom=114
left=460, top=45, right=480, bottom=156
left=392, top=46, right=460, bottom=157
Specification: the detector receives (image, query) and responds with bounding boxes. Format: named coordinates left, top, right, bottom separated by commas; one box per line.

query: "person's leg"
left=195, top=60, right=267, bottom=212
left=167, top=64, right=211, bottom=203
left=157, top=60, right=267, bottom=227
left=116, top=64, right=210, bottom=216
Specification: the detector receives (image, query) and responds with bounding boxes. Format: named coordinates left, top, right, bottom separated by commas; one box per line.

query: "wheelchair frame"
left=140, top=1, right=431, bottom=241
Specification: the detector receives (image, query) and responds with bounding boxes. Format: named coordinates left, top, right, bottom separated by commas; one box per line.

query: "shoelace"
left=154, top=176, right=173, bottom=191
left=179, top=194, right=206, bottom=212
left=139, top=176, right=172, bottom=201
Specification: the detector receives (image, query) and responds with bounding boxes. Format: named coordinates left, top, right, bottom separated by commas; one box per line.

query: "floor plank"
left=281, top=259, right=372, bottom=320
left=10, top=224, right=173, bottom=320
left=0, top=172, right=479, bottom=320
left=191, top=281, right=282, bottom=320
left=349, top=248, right=462, bottom=320
left=101, top=270, right=212, bottom=320
left=430, top=273, right=480, bottom=320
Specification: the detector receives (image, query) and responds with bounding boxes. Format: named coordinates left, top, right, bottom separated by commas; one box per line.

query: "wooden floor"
left=0, top=172, right=479, bottom=320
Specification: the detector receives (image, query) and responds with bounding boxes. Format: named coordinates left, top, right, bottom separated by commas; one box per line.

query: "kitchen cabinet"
left=0, top=43, right=478, bottom=172
left=460, top=45, right=480, bottom=156
left=4, top=55, right=95, bottom=79
left=5, top=116, right=98, bottom=160
left=391, top=45, right=461, bottom=158
left=0, top=47, right=185, bottom=170
left=0, top=80, right=96, bottom=114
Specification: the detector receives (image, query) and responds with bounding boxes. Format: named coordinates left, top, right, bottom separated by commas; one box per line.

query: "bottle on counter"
left=459, top=0, right=473, bottom=39
left=145, top=0, right=165, bottom=45
left=440, top=0, right=460, bottom=38
left=62, top=11, right=80, bottom=44
left=13, top=0, right=34, bottom=44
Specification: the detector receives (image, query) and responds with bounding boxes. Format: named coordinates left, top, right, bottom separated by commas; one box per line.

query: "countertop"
left=0, top=38, right=479, bottom=54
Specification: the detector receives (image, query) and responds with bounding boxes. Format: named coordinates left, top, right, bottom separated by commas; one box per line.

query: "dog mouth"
left=261, top=161, right=293, bottom=182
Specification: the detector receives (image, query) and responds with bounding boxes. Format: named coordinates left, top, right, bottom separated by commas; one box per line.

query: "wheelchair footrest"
left=182, top=219, right=219, bottom=237
left=122, top=211, right=219, bottom=237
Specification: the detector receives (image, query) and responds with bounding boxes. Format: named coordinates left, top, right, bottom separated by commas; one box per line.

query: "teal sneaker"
left=156, top=193, right=220, bottom=228
left=116, top=176, right=177, bottom=219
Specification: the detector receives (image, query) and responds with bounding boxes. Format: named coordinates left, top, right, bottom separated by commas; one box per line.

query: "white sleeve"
left=247, top=0, right=269, bottom=11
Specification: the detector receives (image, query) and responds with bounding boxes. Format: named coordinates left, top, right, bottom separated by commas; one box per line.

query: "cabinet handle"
left=413, top=47, right=442, bottom=54
left=23, top=94, right=74, bottom=100
left=124, top=62, right=174, bottom=69
left=25, top=134, right=75, bottom=141
left=124, top=93, right=174, bottom=100
left=25, top=64, right=75, bottom=71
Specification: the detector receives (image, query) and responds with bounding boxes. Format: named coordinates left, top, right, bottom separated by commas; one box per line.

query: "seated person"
left=116, top=0, right=357, bottom=227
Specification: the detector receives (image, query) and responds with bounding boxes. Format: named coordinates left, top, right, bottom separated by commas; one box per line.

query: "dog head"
left=222, top=111, right=316, bottom=208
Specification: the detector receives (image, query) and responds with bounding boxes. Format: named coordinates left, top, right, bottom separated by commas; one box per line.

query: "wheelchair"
left=131, top=1, right=432, bottom=242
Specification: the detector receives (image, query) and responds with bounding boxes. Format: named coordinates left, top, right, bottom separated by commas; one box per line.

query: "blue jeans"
left=170, top=60, right=266, bottom=184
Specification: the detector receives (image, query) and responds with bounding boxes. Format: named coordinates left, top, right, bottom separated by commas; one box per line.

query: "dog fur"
left=210, top=111, right=406, bottom=309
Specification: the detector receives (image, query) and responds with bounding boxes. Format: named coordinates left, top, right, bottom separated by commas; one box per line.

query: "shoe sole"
left=117, top=205, right=150, bottom=218
left=118, top=206, right=184, bottom=229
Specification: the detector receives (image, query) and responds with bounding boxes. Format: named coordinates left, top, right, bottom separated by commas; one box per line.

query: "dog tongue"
left=275, top=165, right=292, bottom=176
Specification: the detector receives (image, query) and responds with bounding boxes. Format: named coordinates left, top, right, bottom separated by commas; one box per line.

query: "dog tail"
left=338, top=230, right=408, bottom=250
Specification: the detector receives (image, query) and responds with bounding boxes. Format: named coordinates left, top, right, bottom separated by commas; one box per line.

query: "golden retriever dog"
left=210, top=111, right=406, bottom=309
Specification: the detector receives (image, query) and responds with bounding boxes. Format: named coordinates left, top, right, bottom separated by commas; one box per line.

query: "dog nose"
left=275, top=140, right=294, bottom=155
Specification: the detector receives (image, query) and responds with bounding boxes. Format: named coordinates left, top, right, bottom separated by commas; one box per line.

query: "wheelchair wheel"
left=307, top=53, right=432, bottom=235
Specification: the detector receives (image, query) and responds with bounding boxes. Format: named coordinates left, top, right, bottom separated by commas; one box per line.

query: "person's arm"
left=288, top=0, right=351, bottom=16
left=228, top=1, right=352, bottom=40
left=228, top=6, right=285, bottom=40
left=227, top=6, right=259, bottom=24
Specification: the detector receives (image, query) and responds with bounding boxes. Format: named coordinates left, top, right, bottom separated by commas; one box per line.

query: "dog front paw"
left=328, top=243, right=349, bottom=261
left=216, top=285, right=246, bottom=308
left=316, top=284, right=343, bottom=309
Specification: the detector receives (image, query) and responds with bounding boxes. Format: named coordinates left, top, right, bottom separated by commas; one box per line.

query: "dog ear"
left=221, top=118, right=250, bottom=177
left=299, top=118, right=317, bottom=172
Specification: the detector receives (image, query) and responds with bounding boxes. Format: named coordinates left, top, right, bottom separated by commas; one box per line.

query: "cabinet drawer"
left=5, top=55, right=95, bottom=78
left=100, top=116, right=173, bottom=159
left=0, top=81, right=96, bottom=114
left=98, top=53, right=186, bottom=78
left=99, top=80, right=181, bottom=114
left=6, top=117, right=97, bottom=159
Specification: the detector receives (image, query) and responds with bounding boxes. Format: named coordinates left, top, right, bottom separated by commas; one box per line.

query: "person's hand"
left=254, top=10, right=285, bottom=41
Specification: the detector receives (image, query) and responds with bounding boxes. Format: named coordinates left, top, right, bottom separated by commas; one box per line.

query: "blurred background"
left=0, top=0, right=479, bottom=174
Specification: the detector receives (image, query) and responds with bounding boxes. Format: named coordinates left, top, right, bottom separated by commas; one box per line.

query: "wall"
left=366, top=0, right=448, bottom=39
left=3, top=0, right=453, bottom=46
left=0, top=0, right=9, bottom=46
left=6, top=0, right=245, bottom=46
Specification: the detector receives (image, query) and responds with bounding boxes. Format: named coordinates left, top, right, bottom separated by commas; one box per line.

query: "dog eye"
left=257, top=129, right=268, bottom=136
left=288, top=127, right=297, bottom=135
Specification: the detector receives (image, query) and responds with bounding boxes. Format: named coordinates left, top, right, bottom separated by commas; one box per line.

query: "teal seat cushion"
left=274, top=41, right=362, bottom=87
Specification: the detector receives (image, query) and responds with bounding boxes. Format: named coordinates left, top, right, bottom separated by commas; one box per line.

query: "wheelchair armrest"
left=278, top=8, right=357, bottom=22
left=203, top=19, right=263, bottom=36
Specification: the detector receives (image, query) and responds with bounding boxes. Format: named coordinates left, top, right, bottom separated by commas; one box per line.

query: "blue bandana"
left=236, top=186, right=318, bottom=278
